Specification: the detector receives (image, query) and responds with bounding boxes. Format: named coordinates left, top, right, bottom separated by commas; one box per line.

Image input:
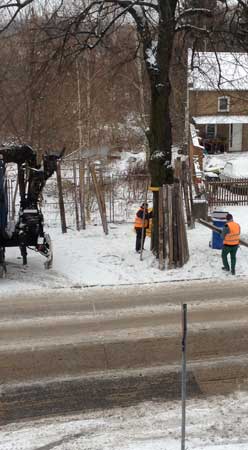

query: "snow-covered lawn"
left=1, top=205, right=248, bottom=296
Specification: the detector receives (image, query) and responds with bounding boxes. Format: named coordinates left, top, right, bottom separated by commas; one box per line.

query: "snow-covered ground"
left=1, top=390, right=248, bottom=450
left=1, top=204, right=248, bottom=296
left=2, top=151, right=248, bottom=297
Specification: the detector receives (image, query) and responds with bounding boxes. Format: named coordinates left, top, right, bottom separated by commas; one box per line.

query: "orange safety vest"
left=134, top=208, right=148, bottom=228
left=223, top=221, right=240, bottom=246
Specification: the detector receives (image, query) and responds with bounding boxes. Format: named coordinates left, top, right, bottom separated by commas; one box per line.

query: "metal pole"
left=181, top=303, right=187, bottom=450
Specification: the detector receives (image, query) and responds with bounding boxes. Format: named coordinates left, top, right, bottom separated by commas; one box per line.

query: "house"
left=189, top=52, right=248, bottom=153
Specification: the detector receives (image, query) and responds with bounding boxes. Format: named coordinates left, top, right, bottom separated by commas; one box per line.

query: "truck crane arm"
left=0, top=144, right=64, bottom=276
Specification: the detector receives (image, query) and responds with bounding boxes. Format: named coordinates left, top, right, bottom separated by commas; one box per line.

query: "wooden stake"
left=163, top=185, right=168, bottom=263
left=73, top=163, right=80, bottom=231
left=179, top=182, right=189, bottom=265
left=168, top=185, right=174, bottom=268
left=56, top=159, right=67, bottom=234
left=158, top=188, right=165, bottom=270
left=187, top=159, right=195, bottom=226
left=177, top=183, right=184, bottom=267
left=182, top=160, right=193, bottom=228
left=173, top=183, right=180, bottom=267
left=79, top=160, right=86, bottom=230
left=90, top=164, right=108, bottom=235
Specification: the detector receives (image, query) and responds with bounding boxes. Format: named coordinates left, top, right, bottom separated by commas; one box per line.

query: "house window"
left=206, top=124, right=216, bottom=139
left=218, top=96, right=230, bottom=112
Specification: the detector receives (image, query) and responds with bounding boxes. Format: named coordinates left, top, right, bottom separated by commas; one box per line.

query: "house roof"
left=189, top=52, right=248, bottom=91
left=193, top=115, right=248, bottom=125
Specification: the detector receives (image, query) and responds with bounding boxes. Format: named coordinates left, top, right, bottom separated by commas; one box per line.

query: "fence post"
left=90, top=164, right=108, bottom=235
left=73, top=163, right=80, bottom=231
left=56, top=160, right=67, bottom=234
left=181, top=303, right=187, bottom=450
left=79, top=160, right=86, bottom=230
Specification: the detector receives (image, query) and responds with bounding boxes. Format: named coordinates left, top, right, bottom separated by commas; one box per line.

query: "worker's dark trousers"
left=135, top=228, right=146, bottom=252
left=222, top=244, right=239, bottom=273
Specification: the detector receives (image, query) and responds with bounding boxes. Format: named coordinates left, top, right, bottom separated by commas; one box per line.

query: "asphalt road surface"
left=1, top=279, right=248, bottom=424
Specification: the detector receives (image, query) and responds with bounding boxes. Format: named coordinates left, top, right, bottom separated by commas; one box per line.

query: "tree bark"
left=142, top=3, right=177, bottom=188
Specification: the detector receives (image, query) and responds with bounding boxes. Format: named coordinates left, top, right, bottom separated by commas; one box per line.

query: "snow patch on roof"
left=193, top=116, right=248, bottom=124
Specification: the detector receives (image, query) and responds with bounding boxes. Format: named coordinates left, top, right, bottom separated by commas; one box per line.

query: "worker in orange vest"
left=221, top=213, right=240, bottom=275
left=134, top=203, right=153, bottom=253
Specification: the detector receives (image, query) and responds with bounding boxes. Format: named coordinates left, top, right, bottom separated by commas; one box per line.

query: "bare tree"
left=0, top=14, right=146, bottom=153
left=1, top=0, right=248, bottom=254
left=1, top=1, right=248, bottom=178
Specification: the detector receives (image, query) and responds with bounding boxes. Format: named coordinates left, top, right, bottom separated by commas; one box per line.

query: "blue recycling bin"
left=211, top=211, right=228, bottom=250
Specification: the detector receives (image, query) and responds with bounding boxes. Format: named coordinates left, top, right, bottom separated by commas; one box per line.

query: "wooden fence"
left=205, top=178, right=248, bottom=207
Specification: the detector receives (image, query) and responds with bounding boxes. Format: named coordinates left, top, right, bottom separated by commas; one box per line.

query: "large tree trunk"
left=148, top=82, right=174, bottom=187
left=144, top=0, right=176, bottom=187
left=142, top=12, right=176, bottom=254
left=144, top=9, right=176, bottom=188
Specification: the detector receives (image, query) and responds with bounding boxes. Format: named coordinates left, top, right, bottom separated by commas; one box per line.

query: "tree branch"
left=177, top=7, right=213, bottom=22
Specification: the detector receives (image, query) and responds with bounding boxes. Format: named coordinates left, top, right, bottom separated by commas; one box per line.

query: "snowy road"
left=1, top=279, right=248, bottom=425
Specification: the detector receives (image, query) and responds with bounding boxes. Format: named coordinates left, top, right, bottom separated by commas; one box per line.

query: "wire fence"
left=42, top=172, right=151, bottom=229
